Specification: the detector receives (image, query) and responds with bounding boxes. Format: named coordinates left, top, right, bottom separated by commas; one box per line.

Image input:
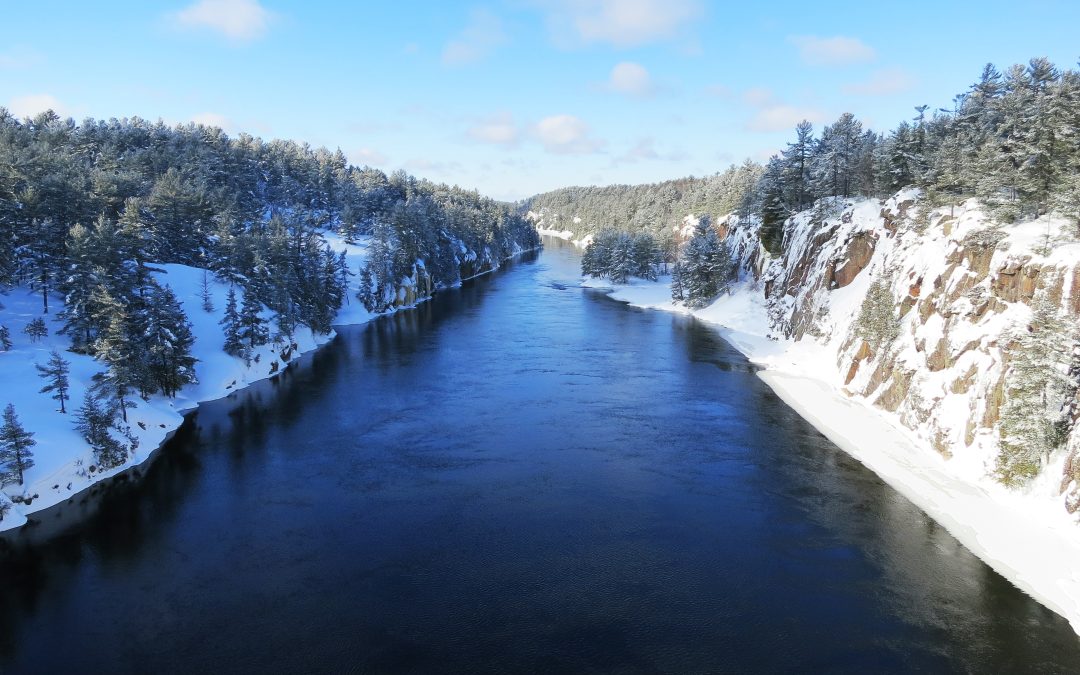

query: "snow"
left=0, top=266, right=344, bottom=530
left=0, top=227, right=536, bottom=531
left=584, top=195, right=1080, bottom=635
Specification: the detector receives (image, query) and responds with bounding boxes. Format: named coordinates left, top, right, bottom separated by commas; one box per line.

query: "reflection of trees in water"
left=0, top=256, right=523, bottom=659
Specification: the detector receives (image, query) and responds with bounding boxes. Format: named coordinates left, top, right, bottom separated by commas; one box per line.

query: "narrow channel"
left=1, top=238, right=1077, bottom=673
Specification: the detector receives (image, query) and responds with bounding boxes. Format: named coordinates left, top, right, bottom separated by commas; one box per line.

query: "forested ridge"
left=0, top=111, right=538, bottom=476
left=530, top=57, right=1080, bottom=309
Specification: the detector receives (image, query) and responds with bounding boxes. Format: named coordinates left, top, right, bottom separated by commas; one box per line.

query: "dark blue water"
left=2, top=239, right=1078, bottom=673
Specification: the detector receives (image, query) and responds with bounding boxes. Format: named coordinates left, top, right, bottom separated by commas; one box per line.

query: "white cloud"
left=603, top=62, right=654, bottom=97
left=170, top=0, right=276, bottom=44
left=843, top=67, right=917, bottom=96
left=742, top=87, right=775, bottom=107
left=532, top=114, right=605, bottom=154
left=789, top=35, right=875, bottom=66
left=442, top=9, right=507, bottom=66
left=351, top=148, right=388, bottom=167
left=467, top=112, right=520, bottom=146
left=538, top=0, right=703, bottom=48
left=7, top=94, right=68, bottom=119
left=746, top=104, right=825, bottom=132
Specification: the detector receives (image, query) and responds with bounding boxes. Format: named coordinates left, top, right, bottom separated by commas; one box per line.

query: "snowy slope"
left=583, top=190, right=1080, bottom=634
left=0, top=228, right=535, bottom=531
left=0, top=265, right=345, bottom=529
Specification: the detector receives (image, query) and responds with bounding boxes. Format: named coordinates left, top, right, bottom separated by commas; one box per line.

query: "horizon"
left=3, top=0, right=1079, bottom=201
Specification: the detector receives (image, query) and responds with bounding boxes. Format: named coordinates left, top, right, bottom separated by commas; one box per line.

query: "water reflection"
left=0, top=241, right=1078, bottom=673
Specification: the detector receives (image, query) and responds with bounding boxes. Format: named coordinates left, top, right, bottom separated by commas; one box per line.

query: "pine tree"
left=357, top=264, right=376, bottom=312
left=0, top=404, right=36, bottom=486
left=24, top=317, right=48, bottom=343
left=220, top=287, right=244, bottom=357
left=608, top=234, right=635, bottom=284
left=997, top=296, right=1074, bottom=484
left=36, top=349, right=71, bottom=413
left=201, top=270, right=215, bottom=312
left=0, top=326, right=11, bottom=351
left=91, top=291, right=138, bottom=423
left=143, top=284, right=197, bottom=397
left=239, top=286, right=269, bottom=352
left=855, top=278, right=900, bottom=351
left=679, top=219, right=732, bottom=309
left=74, top=392, right=127, bottom=469
left=782, top=120, right=814, bottom=210
left=670, top=262, right=685, bottom=303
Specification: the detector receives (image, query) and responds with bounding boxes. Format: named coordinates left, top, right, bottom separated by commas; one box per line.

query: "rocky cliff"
left=735, top=190, right=1080, bottom=513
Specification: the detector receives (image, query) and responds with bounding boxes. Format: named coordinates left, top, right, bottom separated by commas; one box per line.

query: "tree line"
left=526, top=57, right=1080, bottom=255
left=0, top=112, right=538, bottom=475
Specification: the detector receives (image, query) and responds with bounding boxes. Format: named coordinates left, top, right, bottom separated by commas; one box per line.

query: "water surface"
left=2, top=238, right=1078, bottom=673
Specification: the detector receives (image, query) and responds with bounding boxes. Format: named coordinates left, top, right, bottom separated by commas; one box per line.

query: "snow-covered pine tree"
left=782, top=120, right=814, bottom=211
left=997, top=296, right=1075, bottom=485
left=90, top=291, right=138, bottom=423
left=143, top=284, right=197, bottom=397
left=581, top=231, right=613, bottom=278
left=0, top=404, right=36, bottom=486
left=608, top=234, right=635, bottom=284
left=220, top=287, right=244, bottom=357
left=631, top=232, right=659, bottom=280
left=74, top=392, right=127, bottom=469
left=0, top=325, right=11, bottom=351
left=36, top=349, right=71, bottom=413
left=670, top=262, right=684, bottom=303
left=201, top=270, right=215, bottom=312
left=680, top=219, right=732, bottom=309
left=357, top=264, right=376, bottom=312
left=855, top=278, right=900, bottom=352
left=759, top=158, right=789, bottom=256
left=24, top=317, right=47, bottom=343
left=239, top=285, right=269, bottom=352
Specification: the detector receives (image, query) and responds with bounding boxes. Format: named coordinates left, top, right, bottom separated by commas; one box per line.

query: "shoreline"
left=589, top=276, right=1080, bottom=636
left=0, top=246, right=539, bottom=538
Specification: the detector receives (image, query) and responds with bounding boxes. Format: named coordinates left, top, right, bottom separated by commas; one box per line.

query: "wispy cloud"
left=532, top=114, right=605, bottom=154
left=741, top=87, right=775, bottom=107
left=466, top=112, right=520, bottom=146
left=351, top=148, right=389, bottom=167
left=442, top=9, right=507, bottom=66
left=789, top=35, right=875, bottom=66
left=169, top=0, right=276, bottom=44
left=537, top=0, right=703, bottom=48
left=843, top=67, right=917, bottom=96
left=190, top=112, right=234, bottom=131
left=746, top=104, right=826, bottom=132
left=7, top=94, right=69, bottom=119
left=602, top=62, right=655, bottom=97
left=734, top=86, right=824, bottom=133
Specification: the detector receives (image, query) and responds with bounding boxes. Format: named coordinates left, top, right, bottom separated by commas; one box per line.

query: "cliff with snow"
left=719, top=190, right=1080, bottom=515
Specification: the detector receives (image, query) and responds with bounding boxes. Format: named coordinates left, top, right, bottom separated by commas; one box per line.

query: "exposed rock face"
left=732, top=191, right=1080, bottom=514
left=832, top=231, right=877, bottom=289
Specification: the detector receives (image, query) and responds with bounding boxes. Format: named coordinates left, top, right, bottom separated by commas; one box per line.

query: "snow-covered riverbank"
left=0, top=234, right=533, bottom=533
left=0, top=236, right=371, bottom=532
left=585, top=273, right=1080, bottom=635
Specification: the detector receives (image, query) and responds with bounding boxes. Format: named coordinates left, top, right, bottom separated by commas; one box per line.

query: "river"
left=1, top=238, right=1078, bottom=673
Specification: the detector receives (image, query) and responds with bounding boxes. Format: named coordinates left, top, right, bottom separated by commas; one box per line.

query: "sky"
left=2, top=0, right=1079, bottom=201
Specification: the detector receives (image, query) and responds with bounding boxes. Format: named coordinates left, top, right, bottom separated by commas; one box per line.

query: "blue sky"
left=2, top=0, right=1078, bottom=200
